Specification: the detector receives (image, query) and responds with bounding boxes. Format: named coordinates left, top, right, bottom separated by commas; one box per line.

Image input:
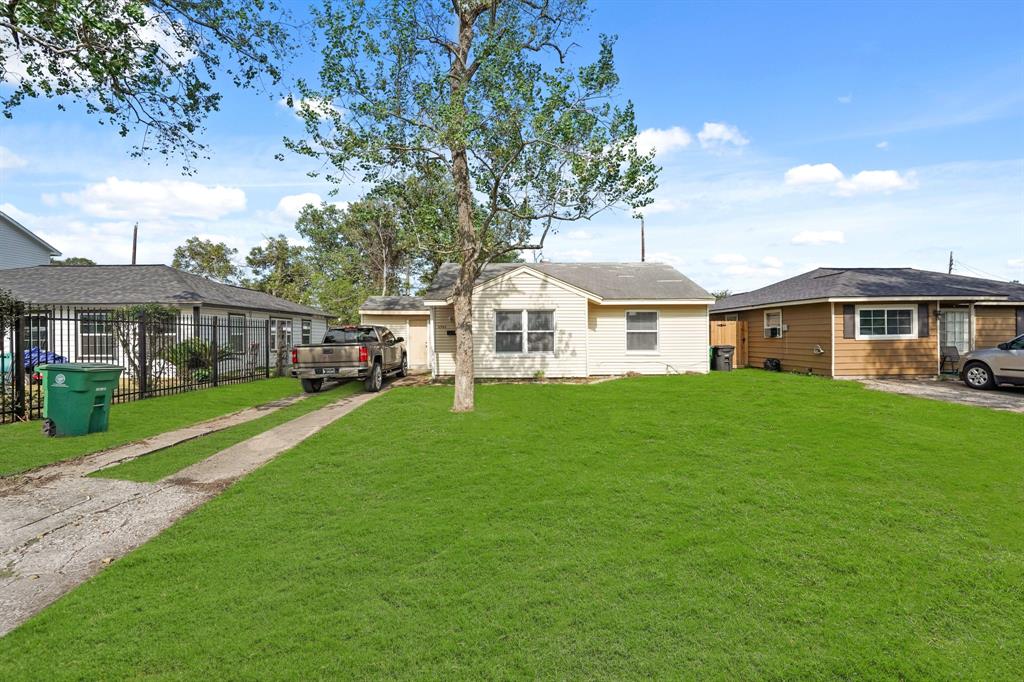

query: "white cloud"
left=792, top=230, right=846, bottom=245
left=709, top=253, right=748, bottom=265
left=760, top=255, right=783, bottom=268
left=634, top=126, right=692, bottom=156
left=565, top=229, right=592, bottom=241
left=876, top=140, right=889, bottom=150
left=784, top=163, right=844, bottom=186
left=697, top=122, right=749, bottom=150
left=1008, top=258, right=1024, bottom=267
left=643, top=198, right=688, bottom=215
left=278, top=97, right=344, bottom=121
left=647, top=251, right=684, bottom=267
left=0, top=146, right=26, bottom=170
left=549, top=248, right=593, bottom=262
left=274, top=192, right=323, bottom=222
left=836, top=169, right=915, bottom=196
left=837, top=94, right=853, bottom=104
left=62, top=177, right=246, bottom=220
left=0, top=202, right=35, bottom=224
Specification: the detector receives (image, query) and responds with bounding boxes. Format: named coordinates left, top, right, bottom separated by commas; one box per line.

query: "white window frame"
left=494, top=309, right=556, bottom=355
left=625, top=310, right=659, bottom=354
left=763, top=309, right=783, bottom=339
left=723, top=313, right=739, bottom=322
left=855, top=305, right=917, bottom=340
left=301, top=319, right=312, bottom=345
left=78, top=310, right=116, bottom=360
left=270, top=318, right=293, bottom=351
left=228, top=313, right=246, bottom=353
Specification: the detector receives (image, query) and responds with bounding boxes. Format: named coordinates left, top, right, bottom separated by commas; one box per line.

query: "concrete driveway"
left=859, top=378, right=1024, bottom=413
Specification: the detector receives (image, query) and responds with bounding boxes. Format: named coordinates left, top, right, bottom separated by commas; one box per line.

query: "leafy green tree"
left=244, top=235, right=311, bottom=303
left=288, top=0, right=658, bottom=410
left=172, top=237, right=240, bottom=283
left=1, top=0, right=292, bottom=167
left=50, top=257, right=96, bottom=266
left=711, top=289, right=733, bottom=301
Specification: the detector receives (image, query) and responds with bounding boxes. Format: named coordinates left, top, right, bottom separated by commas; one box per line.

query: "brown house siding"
left=832, top=301, right=938, bottom=377
left=713, top=302, right=832, bottom=375
left=974, top=306, right=1020, bottom=349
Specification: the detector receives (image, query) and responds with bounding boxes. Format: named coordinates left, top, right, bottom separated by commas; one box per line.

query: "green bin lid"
left=37, top=363, right=123, bottom=372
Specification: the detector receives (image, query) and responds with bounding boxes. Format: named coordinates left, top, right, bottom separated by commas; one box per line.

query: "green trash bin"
left=37, top=363, right=123, bottom=437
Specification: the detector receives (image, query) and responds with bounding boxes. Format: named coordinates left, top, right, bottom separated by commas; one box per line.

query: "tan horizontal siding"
left=360, top=313, right=410, bottom=342
left=588, top=304, right=709, bottom=375
left=715, top=303, right=832, bottom=375
left=975, top=306, right=1018, bottom=349
left=833, top=301, right=937, bottom=377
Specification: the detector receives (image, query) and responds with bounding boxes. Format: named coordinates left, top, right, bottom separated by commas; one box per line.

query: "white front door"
left=940, top=310, right=970, bottom=354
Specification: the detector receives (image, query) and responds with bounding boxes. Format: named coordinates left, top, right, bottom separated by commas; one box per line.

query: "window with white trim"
left=301, top=319, right=312, bottom=345
left=626, top=311, right=658, bottom=352
left=79, top=311, right=116, bottom=360
left=856, top=306, right=916, bottom=340
left=764, top=310, right=783, bottom=338
left=270, top=318, right=293, bottom=351
left=228, top=314, right=246, bottom=353
left=495, top=310, right=555, bottom=353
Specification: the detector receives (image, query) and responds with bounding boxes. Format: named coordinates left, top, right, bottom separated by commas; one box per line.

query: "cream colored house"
left=359, top=296, right=431, bottom=370
left=418, top=262, right=714, bottom=378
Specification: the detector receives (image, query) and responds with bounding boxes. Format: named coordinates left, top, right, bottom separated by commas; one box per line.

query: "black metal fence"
left=1, top=305, right=285, bottom=425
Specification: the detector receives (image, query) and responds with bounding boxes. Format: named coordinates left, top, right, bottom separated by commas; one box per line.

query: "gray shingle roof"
left=712, top=268, right=1024, bottom=312
left=360, top=296, right=427, bottom=312
left=0, top=265, right=329, bottom=317
left=423, top=262, right=713, bottom=301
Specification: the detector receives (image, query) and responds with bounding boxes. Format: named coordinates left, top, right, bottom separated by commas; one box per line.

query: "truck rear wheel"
left=301, top=378, right=323, bottom=393
left=365, top=362, right=383, bottom=392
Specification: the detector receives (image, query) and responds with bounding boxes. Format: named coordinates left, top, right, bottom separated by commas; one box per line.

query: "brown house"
left=710, top=268, right=1024, bottom=378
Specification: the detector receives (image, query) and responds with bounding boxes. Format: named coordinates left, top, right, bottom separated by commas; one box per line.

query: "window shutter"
left=917, top=303, right=929, bottom=338
left=843, top=305, right=855, bottom=339
left=1017, top=307, right=1024, bottom=336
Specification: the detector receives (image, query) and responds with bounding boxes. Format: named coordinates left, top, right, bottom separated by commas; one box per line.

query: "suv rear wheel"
left=962, top=361, right=995, bottom=390
left=365, top=362, right=383, bottom=392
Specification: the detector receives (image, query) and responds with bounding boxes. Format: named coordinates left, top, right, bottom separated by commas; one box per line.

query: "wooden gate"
left=710, top=320, right=748, bottom=368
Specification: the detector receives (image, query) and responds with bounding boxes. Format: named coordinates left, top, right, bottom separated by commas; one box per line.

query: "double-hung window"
left=26, top=314, right=49, bottom=351
left=270, top=318, right=293, bottom=351
left=764, top=310, right=783, bottom=338
left=301, top=319, right=312, bottom=345
left=79, top=311, right=116, bottom=360
left=495, top=310, right=555, bottom=353
left=626, top=311, right=658, bottom=352
left=856, top=306, right=916, bottom=340
left=228, top=314, right=246, bottom=353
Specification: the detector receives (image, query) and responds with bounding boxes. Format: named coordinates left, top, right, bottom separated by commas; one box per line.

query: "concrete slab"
left=859, top=378, right=1024, bottom=412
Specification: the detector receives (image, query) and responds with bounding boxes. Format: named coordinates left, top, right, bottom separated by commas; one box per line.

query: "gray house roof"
left=712, top=268, right=1024, bottom=312
left=0, top=264, right=329, bottom=317
left=360, top=296, right=427, bottom=313
left=424, top=262, right=713, bottom=302
left=0, top=210, right=61, bottom=257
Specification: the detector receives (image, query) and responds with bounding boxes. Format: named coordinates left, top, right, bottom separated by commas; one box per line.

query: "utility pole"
left=131, top=222, right=139, bottom=265
left=639, top=214, right=646, bottom=262
left=948, top=251, right=953, bottom=274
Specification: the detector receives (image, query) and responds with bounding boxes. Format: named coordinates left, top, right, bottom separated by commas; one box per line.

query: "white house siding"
left=0, top=223, right=54, bottom=269
left=432, top=269, right=589, bottom=378
left=587, top=303, right=710, bottom=375
left=361, top=314, right=410, bottom=342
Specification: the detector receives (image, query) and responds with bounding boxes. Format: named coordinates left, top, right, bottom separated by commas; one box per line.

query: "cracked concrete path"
left=0, top=385, right=386, bottom=637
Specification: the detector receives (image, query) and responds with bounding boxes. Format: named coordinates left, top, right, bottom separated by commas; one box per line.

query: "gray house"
left=0, top=264, right=331, bottom=364
left=0, top=210, right=61, bottom=269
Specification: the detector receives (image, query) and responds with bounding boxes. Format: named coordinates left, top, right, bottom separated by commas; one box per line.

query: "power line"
left=954, top=260, right=1006, bottom=281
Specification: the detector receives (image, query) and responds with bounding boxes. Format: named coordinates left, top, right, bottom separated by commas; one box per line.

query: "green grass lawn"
left=92, top=381, right=362, bottom=482
left=0, top=378, right=303, bottom=476
left=1, top=372, right=1021, bottom=678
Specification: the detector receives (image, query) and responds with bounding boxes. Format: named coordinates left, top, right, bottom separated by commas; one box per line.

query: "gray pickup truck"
left=290, top=325, right=408, bottom=393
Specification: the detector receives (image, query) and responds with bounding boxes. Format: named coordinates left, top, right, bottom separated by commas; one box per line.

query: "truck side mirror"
left=394, top=337, right=404, bottom=343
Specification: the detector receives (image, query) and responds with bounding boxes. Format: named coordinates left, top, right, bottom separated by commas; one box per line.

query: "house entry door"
left=940, top=309, right=970, bottom=354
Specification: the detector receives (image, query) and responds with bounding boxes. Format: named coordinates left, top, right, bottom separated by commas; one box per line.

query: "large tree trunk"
left=451, top=147, right=477, bottom=412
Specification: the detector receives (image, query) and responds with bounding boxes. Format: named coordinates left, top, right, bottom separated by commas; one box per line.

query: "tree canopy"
left=288, top=0, right=658, bottom=410
left=172, top=237, right=240, bottom=283
left=1, top=0, right=292, bottom=167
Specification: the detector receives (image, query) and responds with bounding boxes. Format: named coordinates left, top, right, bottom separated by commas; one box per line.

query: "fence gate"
left=710, top=320, right=748, bottom=368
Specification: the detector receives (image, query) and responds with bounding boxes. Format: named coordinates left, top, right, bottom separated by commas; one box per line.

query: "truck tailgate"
left=293, top=345, right=363, bottom=371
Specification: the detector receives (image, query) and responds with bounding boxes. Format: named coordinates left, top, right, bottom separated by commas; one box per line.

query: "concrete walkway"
left=0, top=387, right=385, bottom=636
left=860, top=378, right=1024, bottom=413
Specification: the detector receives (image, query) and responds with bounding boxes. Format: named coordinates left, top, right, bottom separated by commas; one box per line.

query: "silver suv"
left=960, top=334, right=1024, bottom=389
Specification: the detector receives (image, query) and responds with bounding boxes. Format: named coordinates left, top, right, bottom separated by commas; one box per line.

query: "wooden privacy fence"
left=710, top=320, right=748, bottom=368
left=1, top=305, right=281, bottom=425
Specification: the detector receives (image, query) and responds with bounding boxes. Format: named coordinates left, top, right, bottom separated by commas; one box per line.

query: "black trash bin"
left=711, top=345, right=735, bottom=371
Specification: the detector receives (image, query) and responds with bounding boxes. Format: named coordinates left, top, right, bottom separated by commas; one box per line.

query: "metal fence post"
left=211, top=318, right=220, bottom=387
left=138, top=311, right=148, bottom=399
left=264, top=320, right=271, bottom=378
left=13, top=315, right=26, bottom=419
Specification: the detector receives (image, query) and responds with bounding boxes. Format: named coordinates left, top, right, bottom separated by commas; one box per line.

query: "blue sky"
left=1, top=0, right=1021, bottom=292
